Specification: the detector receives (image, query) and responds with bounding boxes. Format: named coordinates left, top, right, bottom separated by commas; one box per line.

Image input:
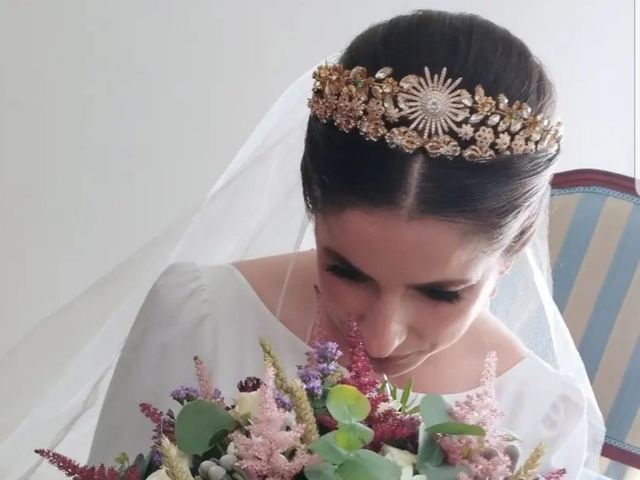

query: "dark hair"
left=301, top=10, right=559, bottom=257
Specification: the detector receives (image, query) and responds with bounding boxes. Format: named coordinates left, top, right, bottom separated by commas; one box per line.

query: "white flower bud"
left=381, top=444, right=417, bottom=467
left=234, top=391, right=261, bottom=418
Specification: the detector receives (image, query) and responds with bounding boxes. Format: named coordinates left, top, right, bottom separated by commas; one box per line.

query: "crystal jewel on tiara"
left=307, top=63, right=562, bottom=162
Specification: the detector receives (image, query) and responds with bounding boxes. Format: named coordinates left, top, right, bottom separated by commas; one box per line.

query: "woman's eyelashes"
left=324, top=263, right=463, bottom=304
left=417, top=287, right=462, bottom=304
left=324, top=263, right=369, bottom=283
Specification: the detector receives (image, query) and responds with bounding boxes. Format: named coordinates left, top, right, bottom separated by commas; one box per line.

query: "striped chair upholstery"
left=549, top=169, right=640, bottom=473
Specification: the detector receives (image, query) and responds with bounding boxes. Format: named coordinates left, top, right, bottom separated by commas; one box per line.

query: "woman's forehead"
left=315, top=208, right=498, bottom=283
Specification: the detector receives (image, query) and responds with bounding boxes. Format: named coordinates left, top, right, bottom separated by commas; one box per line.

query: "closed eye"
left=416, top=287, right=462, bottom=304
left=325, top=263, right=463, bottom=304
left=324, top=263, right=369, bottom=283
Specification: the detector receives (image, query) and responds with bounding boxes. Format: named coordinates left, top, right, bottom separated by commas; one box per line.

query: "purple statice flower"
left=275, top=390, right=294, bottom=411
left=170, top=385, right=200, bottom=405
left=211, top=387, right=223, bottom=401
left=309, top=340, right=342, bottom=377
left=297, top=365, right=323, bottom=397
left=296, top=340, right=342, bottom=396
left=150, top=448, right=163, bottom=467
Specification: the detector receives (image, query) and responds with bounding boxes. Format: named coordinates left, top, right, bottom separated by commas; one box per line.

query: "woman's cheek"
left=413, top=291, right=481, bottom=347
left=414, top=302, right=467, bottom=343
left=318, top=274, right=371, bottom=319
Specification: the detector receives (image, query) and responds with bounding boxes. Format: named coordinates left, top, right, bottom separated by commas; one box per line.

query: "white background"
left=0, top=0, right=634, bottom=443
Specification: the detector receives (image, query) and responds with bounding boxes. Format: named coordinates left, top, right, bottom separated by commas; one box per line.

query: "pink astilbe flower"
left=368, top=407, right=421, bottom=452
left=449, top=352, right=504, bottom=436
left=336, top=318, right=424, bottom=452
left=139, top=403, right=175, bottom=466
left=230, top=366, right=312, bottom=480
left=34, top=449, right=124, bottom=480
left=193, top=355, right=216, bottom=401
left=341, top=317, right=382, bottom=396
left=437, top=352, right=513, bottom=480
left=121, top=466, right=141, bottom=480
left=139, top=403, right=175, bottom=443
left=139, top=402, right=163, bottom=429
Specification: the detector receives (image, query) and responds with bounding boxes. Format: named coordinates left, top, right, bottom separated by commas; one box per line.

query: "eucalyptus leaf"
left=175, top=399, right=238, bottom=455
left=336, top=449, right=401, bottom=480
left=420, top=464, right=467, bottom=480
left=419, top=395, right=450, bottom=429
left=335, top=422, right=374, bottom=451
left=209, top=428, right=231, bottom=447
left=417, top=433, right=444, bottom=470
left=326, top=385, right=371, bottom=423
left=427, top=422, right=486, bottom=437
left=304, top=461, right=343, bottom=480
left=310, top=432, right=351, bottom=464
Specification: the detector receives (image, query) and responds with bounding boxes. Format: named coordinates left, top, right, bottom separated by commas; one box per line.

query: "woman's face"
left=314, top=208, right=508, bottom=377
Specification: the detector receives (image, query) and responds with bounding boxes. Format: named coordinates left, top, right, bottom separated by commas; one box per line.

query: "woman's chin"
left=370, top=353, right=426, bottom=377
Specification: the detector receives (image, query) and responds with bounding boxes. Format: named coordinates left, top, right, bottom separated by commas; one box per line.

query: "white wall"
left=0, top=0, right=634, bottom=442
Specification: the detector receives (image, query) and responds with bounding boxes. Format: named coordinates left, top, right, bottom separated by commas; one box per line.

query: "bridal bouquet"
left=36, top=320, right=566, bottom=480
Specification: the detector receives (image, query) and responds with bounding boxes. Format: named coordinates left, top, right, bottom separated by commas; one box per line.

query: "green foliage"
left=336, top=450, right=402, bottom=480
left=335, top=422, right=374, bottom=451
left=306, top=385, right=400, bottom=480
left=175, top=399, right=238, bottom=455
left=426, top=422, right=485, bottom=436
left=326, top=385, right=371, bottom=423
left=304, top=461, right=342, bottom=480
left=419, top=395, right=450, bottom=429
left=309, top=432, right=350, bottom=465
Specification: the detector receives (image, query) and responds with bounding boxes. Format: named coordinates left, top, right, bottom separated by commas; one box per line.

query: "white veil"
left=0, top=55, right=604, bottom=479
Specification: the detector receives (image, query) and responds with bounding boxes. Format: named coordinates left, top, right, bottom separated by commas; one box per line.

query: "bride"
left=87, top=9, right=604, bottom=479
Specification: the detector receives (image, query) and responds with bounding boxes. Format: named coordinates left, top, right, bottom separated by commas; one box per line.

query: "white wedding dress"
left=88, top=261, right=589, bottom=478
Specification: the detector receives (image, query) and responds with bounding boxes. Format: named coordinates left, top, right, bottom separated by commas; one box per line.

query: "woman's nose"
left=359, top=295, right=408, bottom=359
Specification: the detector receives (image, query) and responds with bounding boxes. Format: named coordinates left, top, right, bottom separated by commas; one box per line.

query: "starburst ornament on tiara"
left=307, top=63, right=562, bottom=161
left=397, top=67, right=470, bottom=138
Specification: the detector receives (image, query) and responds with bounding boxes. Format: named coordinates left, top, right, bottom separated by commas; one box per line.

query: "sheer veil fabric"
left=0, top=54, right=604, bottom=479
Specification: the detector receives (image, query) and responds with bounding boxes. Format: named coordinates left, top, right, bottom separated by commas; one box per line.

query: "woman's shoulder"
left=153, top=261, right=251, bottom=298
left=511, top=354, right=586, bottom=401
left=154, top=254, right=318, bottom=339
left=232, top=251, right=319, bottom=340
left=232, top=253, right=300, bottom=314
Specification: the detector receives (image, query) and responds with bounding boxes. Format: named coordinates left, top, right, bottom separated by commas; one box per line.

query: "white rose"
left=401, top=465, right=427, bottom=480
left=147, top=468, right=171, bottom=480
left=381, top=444, right=417, bottom=468
left=234, top=391, right=261, bottom=418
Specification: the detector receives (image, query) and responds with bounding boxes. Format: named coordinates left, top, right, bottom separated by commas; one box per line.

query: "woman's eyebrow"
left=323, top=247, right=374, bottom=279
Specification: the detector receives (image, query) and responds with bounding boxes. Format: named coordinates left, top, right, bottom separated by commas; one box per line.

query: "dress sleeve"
left=88, top=262, right=212, bottom=466
left=505, top=360, right=588, bottom=479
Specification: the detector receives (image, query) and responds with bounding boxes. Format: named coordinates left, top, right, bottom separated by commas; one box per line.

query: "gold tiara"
left=307, top=63, right=562, bottom=161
